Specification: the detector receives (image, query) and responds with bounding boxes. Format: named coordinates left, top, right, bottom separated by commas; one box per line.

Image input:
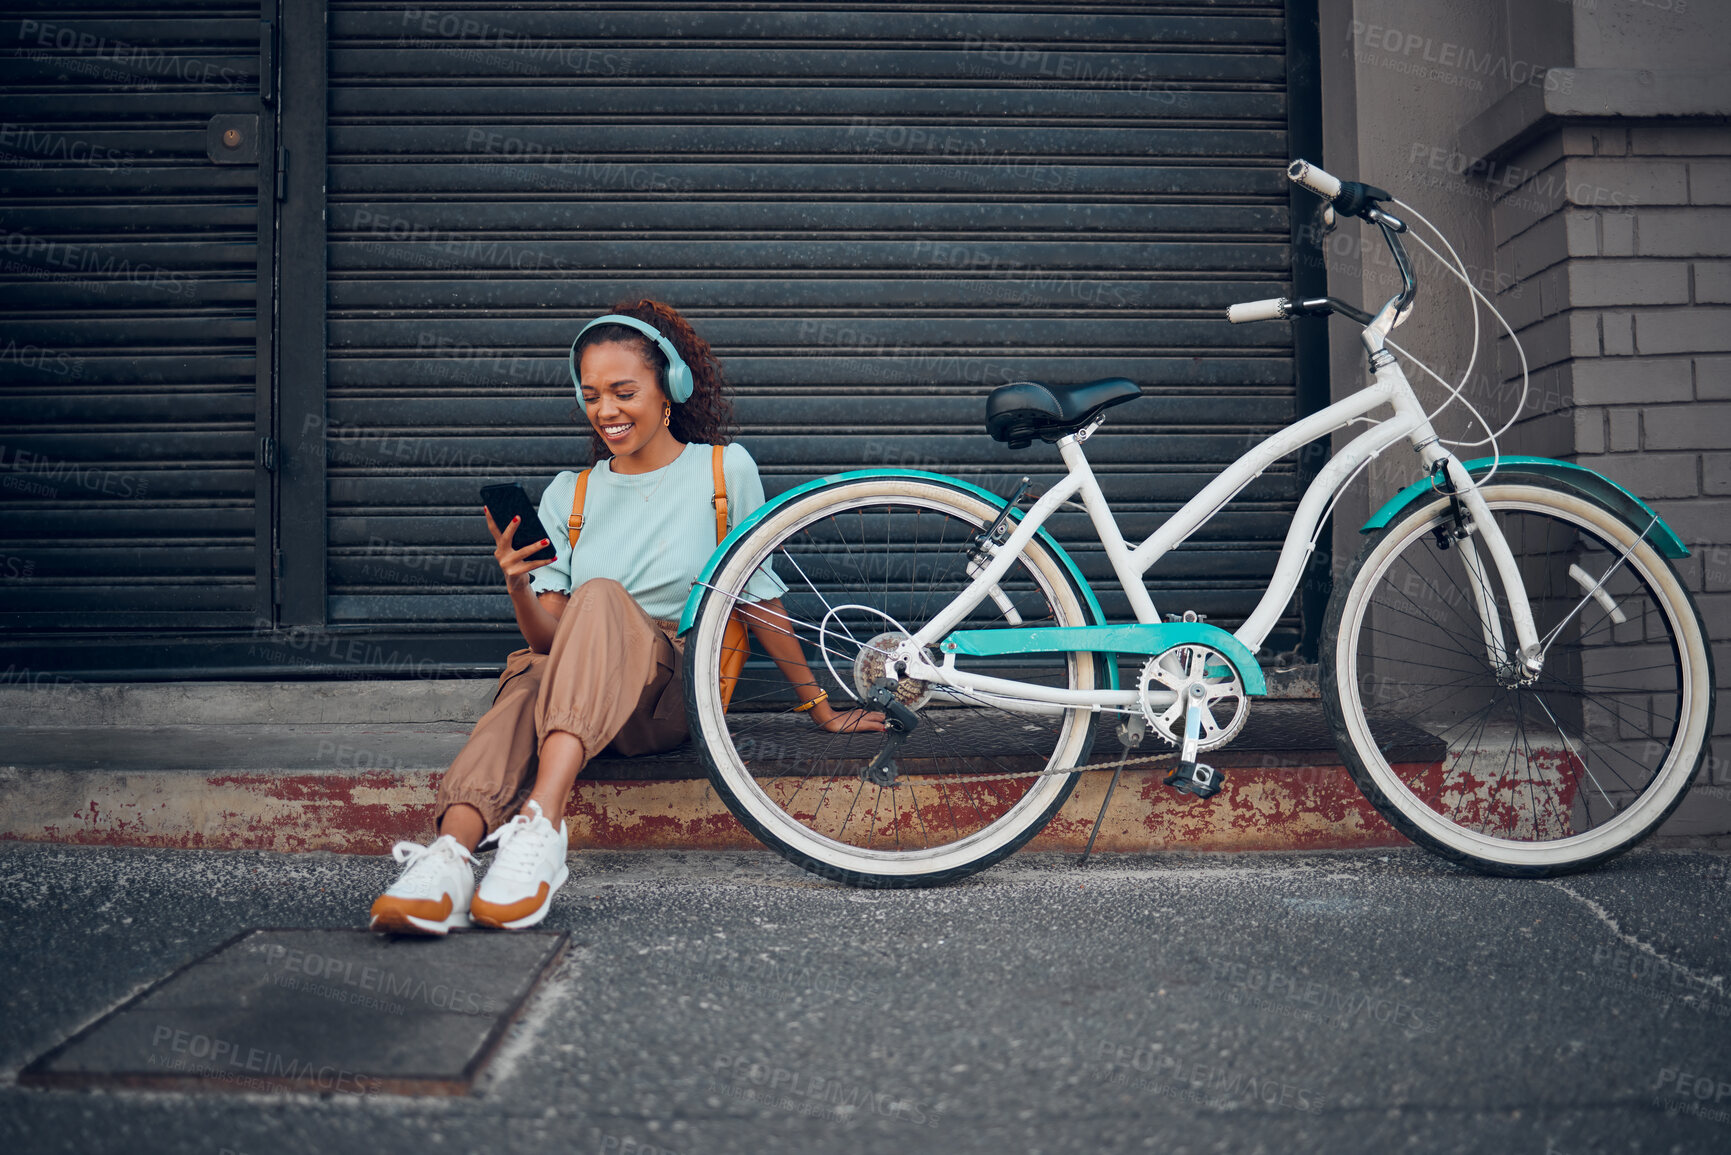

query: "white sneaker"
left=369, top=835, right=475, bottom=936
left=471, top=800, right=570, bottom=930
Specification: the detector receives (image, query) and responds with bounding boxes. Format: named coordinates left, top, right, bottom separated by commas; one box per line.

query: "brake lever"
left=1333, top=180, right=1393, bottom=219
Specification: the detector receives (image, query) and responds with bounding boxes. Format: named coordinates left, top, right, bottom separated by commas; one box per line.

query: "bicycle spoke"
left=687, top=482, right=1095, bottom=885
left=1530, top=690, right=1614, bottom=814
left=1334, top=488, right=1706, bottom=873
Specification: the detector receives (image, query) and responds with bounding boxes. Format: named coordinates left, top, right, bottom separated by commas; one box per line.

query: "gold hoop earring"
left=662, top=405, right=671, bottom=427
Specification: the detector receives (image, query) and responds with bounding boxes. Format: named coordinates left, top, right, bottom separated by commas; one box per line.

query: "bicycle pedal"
left=1164, top=761, right=1224, bottom=799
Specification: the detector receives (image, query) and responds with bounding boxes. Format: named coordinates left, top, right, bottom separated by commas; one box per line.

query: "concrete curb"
left=0, top=762, right=1408, bottom=856
left=2, top=678, right=1725, bottom=857
left=7, top=757, right=1726, bottom=855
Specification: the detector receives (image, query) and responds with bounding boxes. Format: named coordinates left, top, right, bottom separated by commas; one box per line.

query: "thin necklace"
left=625, top=445, right=680, bottom=502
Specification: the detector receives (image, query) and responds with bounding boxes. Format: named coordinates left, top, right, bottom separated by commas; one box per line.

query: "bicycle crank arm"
left=1162, top=681, right=1225, bottom=799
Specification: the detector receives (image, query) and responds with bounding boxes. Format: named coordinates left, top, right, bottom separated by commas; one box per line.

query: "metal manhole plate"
left=21, top=928, right=567, bottom=1096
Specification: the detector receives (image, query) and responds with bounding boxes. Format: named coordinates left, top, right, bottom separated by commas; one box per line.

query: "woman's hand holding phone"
left=484, top=507, right=555, bottom=593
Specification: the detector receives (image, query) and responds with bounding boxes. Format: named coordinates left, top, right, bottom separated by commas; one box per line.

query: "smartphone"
left=480, top=483, right=557, bottom=561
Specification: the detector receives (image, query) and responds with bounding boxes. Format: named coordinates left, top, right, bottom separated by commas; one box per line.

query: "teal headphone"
left=569, top=314, right=694, bottom=404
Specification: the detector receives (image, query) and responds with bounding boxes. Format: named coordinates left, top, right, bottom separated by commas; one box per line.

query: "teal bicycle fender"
left=1362, top=456, right=1689, bottom=559
left=677, top=468, right=1119, bottom=690
left=941, top=622, right=1268, bottom=697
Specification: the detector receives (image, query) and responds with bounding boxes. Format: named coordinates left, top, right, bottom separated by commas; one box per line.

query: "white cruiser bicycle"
left=680, top=159, right=1715, bottom=888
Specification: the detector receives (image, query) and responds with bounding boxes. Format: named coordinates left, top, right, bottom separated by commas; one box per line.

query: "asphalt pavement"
left=1, top=842, right=1728, bottom=1155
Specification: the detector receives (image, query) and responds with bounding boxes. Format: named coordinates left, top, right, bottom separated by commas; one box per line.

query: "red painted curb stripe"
left=0, top=763, right=1405, bottom=856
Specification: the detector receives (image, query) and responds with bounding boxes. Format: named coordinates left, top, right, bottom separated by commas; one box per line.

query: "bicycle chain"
left=924, top=748, right=1179, bottom=785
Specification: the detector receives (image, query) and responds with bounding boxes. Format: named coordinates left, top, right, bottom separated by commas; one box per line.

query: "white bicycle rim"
left=689, top=478, right=1098, bottom=880
left=1335, top=484, right=1711, bottom=868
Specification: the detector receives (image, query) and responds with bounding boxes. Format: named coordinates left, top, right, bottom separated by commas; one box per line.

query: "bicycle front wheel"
left=684, top=476, right=1103, bottom=887
left=1323, top=477, right=1714, bottom=875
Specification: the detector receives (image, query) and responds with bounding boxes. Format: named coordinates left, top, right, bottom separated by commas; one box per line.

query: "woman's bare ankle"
left=437, top=804, right=487, bottom=853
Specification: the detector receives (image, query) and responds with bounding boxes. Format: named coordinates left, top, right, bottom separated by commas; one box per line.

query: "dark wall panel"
left=0, top=0, right=272, bottom=631
left=325, top=1, right=1302, bottom=648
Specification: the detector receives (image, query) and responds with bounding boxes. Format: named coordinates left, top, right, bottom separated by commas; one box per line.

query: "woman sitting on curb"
left=370, top=300, right=884, bottom=935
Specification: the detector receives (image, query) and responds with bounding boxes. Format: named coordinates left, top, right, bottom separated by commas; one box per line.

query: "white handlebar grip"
left=1227, top=298, right=1289, bottom=324
left=1287, top=159, right=1342, bottom=200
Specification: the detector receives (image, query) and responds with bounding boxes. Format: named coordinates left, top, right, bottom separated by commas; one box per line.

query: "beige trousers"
left=435, top=578, right=688, bottom=835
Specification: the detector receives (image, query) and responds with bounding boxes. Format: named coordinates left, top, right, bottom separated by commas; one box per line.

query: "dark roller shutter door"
left=326, top=2, right=1305, bottom=652
left=0, top=2, right=274, bottom=631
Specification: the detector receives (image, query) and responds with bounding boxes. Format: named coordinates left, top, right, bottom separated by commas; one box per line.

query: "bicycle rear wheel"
left=1323, top=477, right=1714, bottom=875
left=684, top=476, right=1102, bottom=887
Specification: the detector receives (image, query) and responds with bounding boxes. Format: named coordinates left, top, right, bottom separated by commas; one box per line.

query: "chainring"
left=1138, top=643, right=1249, bottom=752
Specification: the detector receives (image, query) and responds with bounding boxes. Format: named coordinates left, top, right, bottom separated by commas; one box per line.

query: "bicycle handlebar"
left=1287, top=159, right=1341, bottom=200
left=1286, top=158, right=1391, bottom=220
left=1225, top=159, right=1414, bottom=327
left=1228, top=295, right=1375, bottom=327
left=1227, top=298, right=1289, bottom=324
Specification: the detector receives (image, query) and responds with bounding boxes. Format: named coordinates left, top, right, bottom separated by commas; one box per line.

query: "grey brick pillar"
left=1462, top=70, right=1731, bottom=804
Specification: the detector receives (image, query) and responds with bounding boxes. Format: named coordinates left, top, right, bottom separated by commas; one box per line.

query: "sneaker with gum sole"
left=370, top=834, right=475, bottom=936
left=471, top=800, right=570, bottom=929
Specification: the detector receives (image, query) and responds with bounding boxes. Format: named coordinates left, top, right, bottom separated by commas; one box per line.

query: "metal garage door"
left=326, top=1, right=1313, bottom=655
left=0, top=1, right=275, bottom=635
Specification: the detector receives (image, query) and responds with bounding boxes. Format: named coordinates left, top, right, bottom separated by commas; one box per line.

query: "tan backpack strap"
left=711, top=444, right=728, bottom=543
left=567, top=468, right=591, bottom=547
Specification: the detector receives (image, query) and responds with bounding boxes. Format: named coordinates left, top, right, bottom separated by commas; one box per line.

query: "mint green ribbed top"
left=528, top=441, right=786, bottom=621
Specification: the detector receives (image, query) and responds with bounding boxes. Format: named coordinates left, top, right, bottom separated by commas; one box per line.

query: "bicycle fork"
left=1422, top=453, right=1545, bottom=682
left=1362, top=302, right=1547, bottom=680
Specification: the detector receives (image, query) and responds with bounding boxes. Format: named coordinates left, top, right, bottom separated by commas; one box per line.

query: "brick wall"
left=1491, top=119, right=1731, bottom=802
left=1318, top=0, right=1730, bottom=828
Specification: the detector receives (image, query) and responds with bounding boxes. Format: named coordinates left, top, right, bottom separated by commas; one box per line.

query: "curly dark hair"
left=570, top=299, right=735, bottom=463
